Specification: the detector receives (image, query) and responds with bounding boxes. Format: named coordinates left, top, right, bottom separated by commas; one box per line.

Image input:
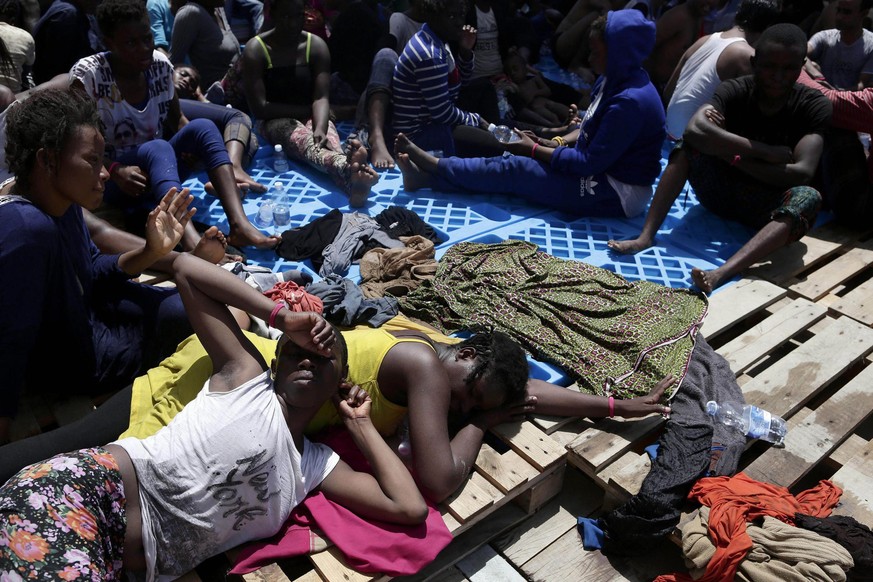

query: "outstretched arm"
left=173, top=253, right=335, bottom=393
left=319, top=386, right=428, bottom=525
left=116, top=188, right=195, bottom=276
left=526, top=376, right=673, bottom=418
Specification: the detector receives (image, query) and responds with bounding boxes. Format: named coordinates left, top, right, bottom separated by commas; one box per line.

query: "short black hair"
left=419, top=0, right=465, bottom=19
left=734, top=0, right=780, bottom=33
left=457, top=331, right=528, bottom=405
left=97, top=0, right=147, bottom=40
left=6, top=87, right=103, bottom=192
left=755, top=23, right=808, bottom=57
left=0, top=0, right=21, bottom=25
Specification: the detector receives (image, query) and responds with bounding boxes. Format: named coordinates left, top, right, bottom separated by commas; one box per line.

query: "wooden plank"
left=529, top=414, right=579, bottom=435
left=715, top=298, right=826, bottom=374
left=456, top=545, right=526, bottom=582
left=829, top=276, right=873, bottom=326
left=743, top=362, right=873, bottom=487
left=829, top=434, right=869, bottom=467
left=495, top=468, right=604, bottom=566
left=445, top=474, right=498, bottom=524
left=520, top=528, right=629, bottom=582
left=603, top=452, right=651, bottom=501
left=474, top=443, right=538, bottom=494
left=393, top=503, right=530, bottom=582
left=513, top=464, right=566, bottom=513
left=310, top=546, right=375, bottom=582
left=565, top=415, right=663, bottom=477
left=242, top=564, right=297, bottom=582
left=749, top=221, right=871, bottom=285
left=491, top=420, right=567, bottom=472
left=830, top=439, right=873, bottom=526
left=701, top=279, right=786, bottom=339
left=742, top=317, right=873, bottom=419
left=425, top=567, right=468, bottom=582
left=789, top=241, right=873, bottom=301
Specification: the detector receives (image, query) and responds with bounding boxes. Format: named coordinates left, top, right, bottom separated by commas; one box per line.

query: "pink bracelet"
left=108, top=161, right=121, bottom=175
left=608, top=396, right=615, bottom=418
left=268, top=302, right=286, bottom=328
left=731, top=154, right=741, bottom=166
left=531, top=143, right=539, bottom=158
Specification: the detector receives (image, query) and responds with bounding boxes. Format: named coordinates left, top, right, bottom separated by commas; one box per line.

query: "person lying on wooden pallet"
left=0, top=252, right=427, bottom=581
left=0, top=311, right=674, bottom=504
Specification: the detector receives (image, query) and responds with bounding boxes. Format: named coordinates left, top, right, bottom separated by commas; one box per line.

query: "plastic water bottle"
left=273, top=144, right=290, bottom=173
left=254, top=196, right=273, bottom=229
left=488, top=123, right=513, bottom=143
left=705, top=401, right=787, bottom=445
left=271, top=182, right=290, bottom=230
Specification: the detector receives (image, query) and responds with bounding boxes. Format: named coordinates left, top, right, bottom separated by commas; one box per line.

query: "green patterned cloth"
left=398, top=240, right=709, bottom=399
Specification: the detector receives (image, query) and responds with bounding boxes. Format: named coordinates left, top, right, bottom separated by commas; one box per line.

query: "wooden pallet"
left=587, top=278, right=873, bottom=529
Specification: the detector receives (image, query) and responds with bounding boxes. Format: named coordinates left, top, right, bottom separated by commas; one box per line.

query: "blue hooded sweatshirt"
left=549, top=9, right=665, bottom=186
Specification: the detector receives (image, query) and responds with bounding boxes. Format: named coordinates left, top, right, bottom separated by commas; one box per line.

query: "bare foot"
left=394, top=133, right=439, bottom=173
left=227, top=222, right=282, bottom=249
left=191, top=226, right=229, bottom=264
left=396, top=153, right=432, bottom=192
left=369, top=138, right=395, bottom=170
left=233, top=166, right=267, bottom=193
left=347, top=162, right=378, bottom=207
left=691, top=267, right=725, bottom=294
left=607, top=236, right=654, bottom=255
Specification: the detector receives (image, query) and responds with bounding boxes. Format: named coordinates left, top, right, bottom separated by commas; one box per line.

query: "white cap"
left=274, top=144, right=283, bottom=153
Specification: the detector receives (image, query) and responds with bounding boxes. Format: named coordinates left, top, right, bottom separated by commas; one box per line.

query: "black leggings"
left=0, top=384, right=133, bottom=484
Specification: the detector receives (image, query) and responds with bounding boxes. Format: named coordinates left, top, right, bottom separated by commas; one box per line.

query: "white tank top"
left=665, top=33, right=747, bottom=139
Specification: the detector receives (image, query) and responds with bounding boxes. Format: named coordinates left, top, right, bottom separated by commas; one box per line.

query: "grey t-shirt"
left=808, top=28, right=873, bottom=89
left=170, top=2, right=240, bottom=88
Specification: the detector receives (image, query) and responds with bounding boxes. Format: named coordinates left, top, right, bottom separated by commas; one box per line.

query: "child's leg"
left=168, top=119, right=279, bottom=249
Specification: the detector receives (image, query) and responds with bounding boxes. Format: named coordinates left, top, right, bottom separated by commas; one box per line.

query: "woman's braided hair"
left=457, top=330, right=529, bottom=405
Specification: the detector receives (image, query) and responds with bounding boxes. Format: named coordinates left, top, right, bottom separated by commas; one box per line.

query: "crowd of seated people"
left=3, top=0, right=873, bottom=576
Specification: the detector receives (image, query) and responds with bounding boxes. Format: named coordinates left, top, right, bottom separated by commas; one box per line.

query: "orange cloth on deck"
left=654, top=472, right=842, bottom=582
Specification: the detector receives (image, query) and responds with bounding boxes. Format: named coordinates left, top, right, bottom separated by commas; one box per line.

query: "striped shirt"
left=392, top=23, right=481, bottom=136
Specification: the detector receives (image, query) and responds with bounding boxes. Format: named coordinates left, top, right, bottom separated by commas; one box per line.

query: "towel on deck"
left=229, top=427, right=452, bottom=576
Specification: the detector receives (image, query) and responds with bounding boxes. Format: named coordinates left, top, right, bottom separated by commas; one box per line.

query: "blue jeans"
left=181, top=99, right=258, bottom=165
left=434, top=154, right=625, bottom=216
left=106, top=118, right=231, bottom=210
left=354, top=48, right=399, bottom=137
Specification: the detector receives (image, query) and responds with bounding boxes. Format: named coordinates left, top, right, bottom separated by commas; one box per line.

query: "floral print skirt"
left=0, top=448, right=127, bottom=581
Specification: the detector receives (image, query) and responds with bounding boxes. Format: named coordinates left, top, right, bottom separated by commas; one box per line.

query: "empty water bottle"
left=273, top=144, right=290, bottom=173
left=706, top=401, right=787, bottom=445
left=271, top=182, right=291, bottom=231
left=254, top=197, right=273, bottom=229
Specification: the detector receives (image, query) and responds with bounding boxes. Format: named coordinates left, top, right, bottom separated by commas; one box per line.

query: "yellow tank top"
left=308, top=327, right=444, bottom=436
left=122, top=315, right=460, bottom=439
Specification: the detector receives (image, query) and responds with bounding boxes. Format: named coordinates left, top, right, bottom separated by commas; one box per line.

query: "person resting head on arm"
left=0, top=250, right=426, bottom=580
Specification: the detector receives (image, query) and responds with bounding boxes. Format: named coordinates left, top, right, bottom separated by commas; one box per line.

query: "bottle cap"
left=274, top=144, right=283, bottom=153
left=705, top=401, right=718, bottom=415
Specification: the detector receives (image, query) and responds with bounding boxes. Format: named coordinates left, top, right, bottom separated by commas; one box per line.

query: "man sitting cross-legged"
left=609, top=23, right=832, bottom=293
